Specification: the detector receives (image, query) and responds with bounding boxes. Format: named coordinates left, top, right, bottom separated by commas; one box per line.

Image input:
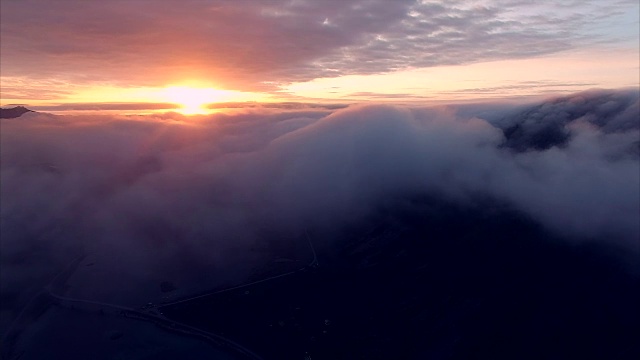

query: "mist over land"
left=1, top=89, right=639, bottom=359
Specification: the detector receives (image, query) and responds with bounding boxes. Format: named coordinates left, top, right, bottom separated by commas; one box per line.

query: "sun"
left=162, top=86, right=223, bottom=114
left=116, top=84, right=270, bottom=114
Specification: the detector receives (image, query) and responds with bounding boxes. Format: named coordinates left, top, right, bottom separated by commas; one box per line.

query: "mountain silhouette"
left=0, top=106, right=34, bottom=119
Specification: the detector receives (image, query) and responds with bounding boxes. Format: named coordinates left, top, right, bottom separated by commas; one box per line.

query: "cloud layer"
left=1, top=90, right=639, bottom=330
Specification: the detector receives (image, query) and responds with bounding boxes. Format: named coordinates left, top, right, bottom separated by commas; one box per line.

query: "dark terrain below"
left=162, top=195, right=640, bottom=360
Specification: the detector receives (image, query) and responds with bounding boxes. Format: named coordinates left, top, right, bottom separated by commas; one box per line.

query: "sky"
left=1, top=0, right=638, bottom=113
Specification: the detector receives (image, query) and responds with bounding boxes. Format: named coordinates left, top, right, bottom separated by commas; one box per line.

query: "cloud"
left=443, top=80, right=601, bottom=96
left=31, top=102, right=180, bottom=112
left=1, top=0, right=637, bottom=91
left=491, top=88, right=640, bottom=151
left=346, top=92, right=432, bottom=100
left=1, top=90, right=639, bottom=331
left=206, top=101, right=348, bottom=111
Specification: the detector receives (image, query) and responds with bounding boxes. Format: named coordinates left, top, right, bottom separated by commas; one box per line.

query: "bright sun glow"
left=161, top=86, right=224, bottom=114
left=18, top=83, right=273, bottom=114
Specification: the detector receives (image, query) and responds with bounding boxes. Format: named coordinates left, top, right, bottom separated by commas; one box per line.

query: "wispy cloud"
left=443, top=80, right=601, bottom=95
left=206, top=101, right=348, bottom=110
left=31, top=102, right=179, bottom=112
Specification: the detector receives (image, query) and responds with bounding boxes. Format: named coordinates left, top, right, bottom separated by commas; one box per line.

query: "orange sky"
left=1, top=0, right=638, bottom=113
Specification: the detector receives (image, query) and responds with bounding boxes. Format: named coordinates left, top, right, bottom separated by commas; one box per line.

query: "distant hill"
left=0, top=106, right=34, bottom=119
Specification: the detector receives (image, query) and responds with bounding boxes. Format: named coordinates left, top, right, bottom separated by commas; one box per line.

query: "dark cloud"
left=1, top=90, right=639, bottom=340
left=1, top=0, right=635, bottom=90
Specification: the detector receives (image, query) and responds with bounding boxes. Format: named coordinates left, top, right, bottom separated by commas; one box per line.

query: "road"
left=46, top=290, right=264, bottom=360
left=154, top=230, right=319, bottom=309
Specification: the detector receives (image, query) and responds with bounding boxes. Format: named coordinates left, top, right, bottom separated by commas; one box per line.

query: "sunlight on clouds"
left=148, top=85, right=271, bottom=114
left=159, top=87, right=234, bottom=114
left=4, top=83, right=272, bottom=113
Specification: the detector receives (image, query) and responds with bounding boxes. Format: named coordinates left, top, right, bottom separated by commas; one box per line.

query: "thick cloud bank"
left=493, top=89, right=640, bottom=152
left=1, top=90, right=639, bottom=329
